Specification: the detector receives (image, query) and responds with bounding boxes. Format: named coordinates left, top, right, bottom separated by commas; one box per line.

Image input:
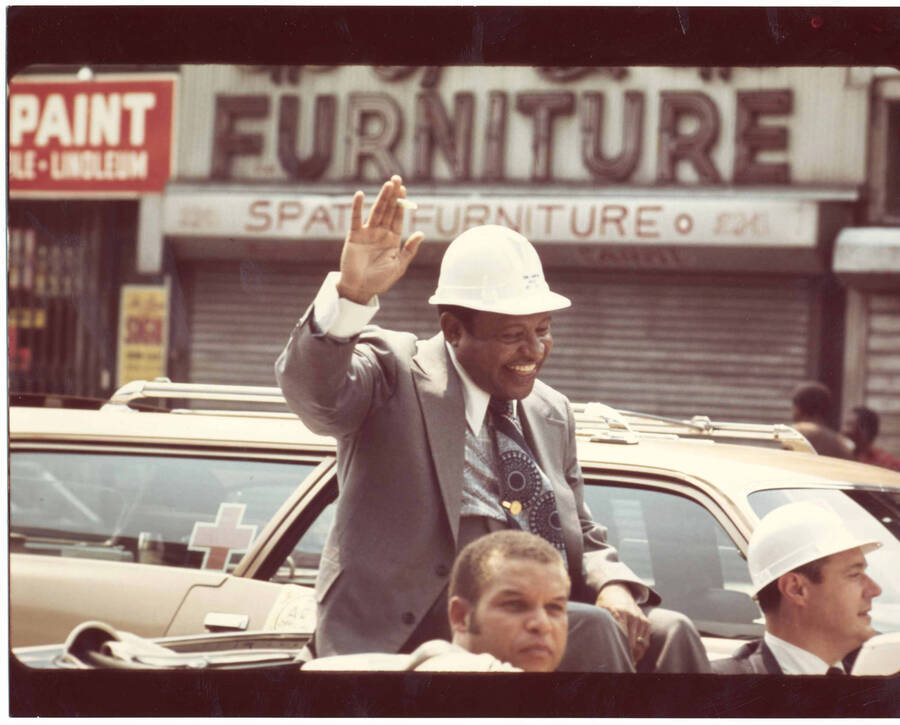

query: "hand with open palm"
left=337, top=175, right=425, bottom=304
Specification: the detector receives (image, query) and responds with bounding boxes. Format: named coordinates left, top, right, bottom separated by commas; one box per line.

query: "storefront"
left=835, top=70, right=900, bottom=454
left=160, top=65, right=870, bottom=423
left=836, top=228, right=900, bottom=454
left=9, top=72, right=177, bottom=397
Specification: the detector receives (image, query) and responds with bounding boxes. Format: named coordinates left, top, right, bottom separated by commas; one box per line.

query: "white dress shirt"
left=446, top=343, right=518, bottom=435
left=764, top=631, right=844, bottom=675
left=311, top=271, right=379, bottom=339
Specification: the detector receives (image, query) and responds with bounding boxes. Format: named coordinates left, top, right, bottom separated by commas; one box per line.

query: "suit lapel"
left=412, top=333, right=465, bottom=544
left=759, top=640, right=783, bottom=675
left=519, top=396, right=583, bottom=567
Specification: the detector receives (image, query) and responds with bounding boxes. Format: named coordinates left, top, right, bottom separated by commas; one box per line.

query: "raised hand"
left=337, top=175, right=425, bottom=304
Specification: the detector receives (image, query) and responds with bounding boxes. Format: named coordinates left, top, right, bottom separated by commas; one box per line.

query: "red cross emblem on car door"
left=188, top=503, right=258, bottom=570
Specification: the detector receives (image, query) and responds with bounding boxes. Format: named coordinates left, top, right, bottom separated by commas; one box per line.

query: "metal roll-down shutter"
left=862, top=291, right=900, bottom=454
left=540, top=272, right=815, bottom=424
left=186, top=261, right=816, bottom=424
left=185, top=262, right=438, bottom=388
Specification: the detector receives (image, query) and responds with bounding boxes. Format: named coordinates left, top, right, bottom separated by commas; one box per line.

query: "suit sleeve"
left=275, top=303, right=404, bottom=440
left=564, top=402, right=662, bottom=607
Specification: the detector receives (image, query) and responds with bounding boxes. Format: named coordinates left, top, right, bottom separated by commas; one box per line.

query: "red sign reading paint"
left=9, top=76, right=176, bottom=195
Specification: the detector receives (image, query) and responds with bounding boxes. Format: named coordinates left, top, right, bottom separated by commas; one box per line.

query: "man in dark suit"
left=276, top=175, right=708, bottom=672
left=713, top=502, right=884, bottom=675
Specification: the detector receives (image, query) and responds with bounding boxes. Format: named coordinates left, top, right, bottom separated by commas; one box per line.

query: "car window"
left=270, top=476, right=765, bottom=638
left=748, top=487, right=900, bottom=635
left=271, top=498, right=338, bottom=587
left=583, top=481, right=763, bottom=639
left=10, top=451, right=319, bottom=572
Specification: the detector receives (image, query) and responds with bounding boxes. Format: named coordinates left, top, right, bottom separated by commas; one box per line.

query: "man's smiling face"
left=444, top=309, right=553, bottom=401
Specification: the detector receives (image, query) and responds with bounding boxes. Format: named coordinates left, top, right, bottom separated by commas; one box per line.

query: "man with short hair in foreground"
left=712, top=502, right=884, bottom=675
left=447, top=529, right=569, bottom=672
left=304, top=530, right=568, bottom=671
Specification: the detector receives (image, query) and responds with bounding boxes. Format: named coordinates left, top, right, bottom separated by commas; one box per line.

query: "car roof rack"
left=104, top=379, right=814, bottom=452
left=571, top=403, right=815, bottom=452
left=103, top=379, right=290, bottom=411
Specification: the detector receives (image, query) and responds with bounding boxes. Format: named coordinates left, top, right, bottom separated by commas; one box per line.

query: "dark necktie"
left=489, top=396, right=567, bottom=559
left=826, top=666, right=847, bottom=676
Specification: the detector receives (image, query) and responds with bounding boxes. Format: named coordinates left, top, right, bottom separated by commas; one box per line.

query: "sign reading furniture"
left=212, top=87, right=791, bottom=185
left=9, top=76, right=176, bottom=196
left=190, top=67, right=866, bottom=187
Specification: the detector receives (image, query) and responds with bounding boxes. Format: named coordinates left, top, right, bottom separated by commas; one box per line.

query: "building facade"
left=835, top=69, right=900, bottom=454
left=9, top=71, right=178, bottom=398
left=10, top=65, right=898, bottom=440
left=156, top=65, right=876, bottom=424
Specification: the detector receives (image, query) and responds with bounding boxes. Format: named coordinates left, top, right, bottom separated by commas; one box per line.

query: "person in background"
left=276, top=175, right=709, bottom=673
left=712, top=502, right=883, bottom=675
left=790, top=381, right=853, bottom=459
left=842, top=405, right=900, bottom=472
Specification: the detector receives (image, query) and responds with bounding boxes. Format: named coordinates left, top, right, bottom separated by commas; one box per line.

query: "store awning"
left=834, top=227, right=900, bottom=290
left=835, top=227, right=900, bottom=272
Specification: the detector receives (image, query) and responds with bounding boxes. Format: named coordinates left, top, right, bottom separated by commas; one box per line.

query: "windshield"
left=748, top=487, right=900, bottom=635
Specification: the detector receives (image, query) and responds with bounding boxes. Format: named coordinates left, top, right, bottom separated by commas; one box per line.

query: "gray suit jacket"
left=711, top=640, right=782, bottom=675
left=276, top=306, right=658, bottom=656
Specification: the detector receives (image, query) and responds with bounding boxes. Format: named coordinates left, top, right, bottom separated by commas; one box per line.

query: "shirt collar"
left=764, top=631, right=838, bottom=675
left=445, top=342, right=516, bottom=435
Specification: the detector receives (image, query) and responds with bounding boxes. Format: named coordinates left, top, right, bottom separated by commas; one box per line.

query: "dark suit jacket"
left=711, top=639, right=782, bottom=675
left=276, top=307, right=657, bottom=656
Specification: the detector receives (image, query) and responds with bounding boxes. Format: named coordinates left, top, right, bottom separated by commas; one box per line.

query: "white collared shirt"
left=311, top=272, right=379, bottom=339
left=764, top=631, right=843, bottom=675
left=445, top=343, right=518, bottom=435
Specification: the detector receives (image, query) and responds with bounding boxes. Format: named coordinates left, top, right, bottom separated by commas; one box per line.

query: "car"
left=10, top=379, right=900, bottom=668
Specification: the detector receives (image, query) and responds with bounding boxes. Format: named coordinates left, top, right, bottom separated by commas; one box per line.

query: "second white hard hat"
left=748, top=501, right=883, bottom=598
left=428, top=225, right=571, bottom=315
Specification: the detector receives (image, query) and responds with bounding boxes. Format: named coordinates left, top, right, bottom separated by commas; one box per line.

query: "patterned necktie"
left=489, top=396, right=567, bottom=560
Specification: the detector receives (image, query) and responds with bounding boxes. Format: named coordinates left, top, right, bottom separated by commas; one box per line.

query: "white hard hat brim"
left=428, top=289, right=572, bottom=316
left=750, top=537, right=883, bottom=598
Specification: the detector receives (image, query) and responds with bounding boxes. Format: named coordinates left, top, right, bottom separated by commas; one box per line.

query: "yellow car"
left=11, top=380, right=900, bottom=668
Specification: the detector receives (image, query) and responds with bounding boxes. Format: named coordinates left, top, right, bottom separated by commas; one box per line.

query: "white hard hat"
left=748, top=501, right=883, bottom=598
left=428, top=225, right=571, bottom=315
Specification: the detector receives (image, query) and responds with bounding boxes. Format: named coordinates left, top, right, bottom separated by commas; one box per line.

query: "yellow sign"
left=117, top=283, right=169, bottom=387
left=8, top=308, right=47, bottom=329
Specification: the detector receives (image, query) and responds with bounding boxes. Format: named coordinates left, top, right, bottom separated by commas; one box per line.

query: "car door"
left=163, top=457, right=336, bottom=638
left=578, top=471, right=763, bottom=643
left=9, top=444, right=333, bottom=647
left=236, top=466, right=765, bottom=661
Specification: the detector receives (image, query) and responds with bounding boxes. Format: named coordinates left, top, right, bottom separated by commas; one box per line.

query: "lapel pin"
left=502, top=500, right=523, bottom=516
